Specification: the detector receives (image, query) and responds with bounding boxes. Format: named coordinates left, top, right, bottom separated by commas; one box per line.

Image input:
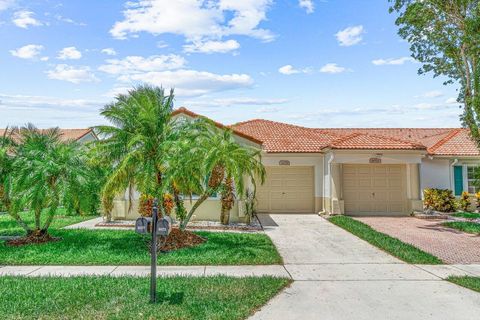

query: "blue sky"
left=0, top=0, right=463, bottom=128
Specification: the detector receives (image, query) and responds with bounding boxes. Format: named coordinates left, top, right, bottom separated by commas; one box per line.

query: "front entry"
left=256, top=166, right=315, bottom=213
left=342, top=164, right=407, bottom=215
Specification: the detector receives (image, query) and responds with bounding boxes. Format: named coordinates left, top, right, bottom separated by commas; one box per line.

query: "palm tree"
left=0, top=127, right=31, bottom=232
left=13, top=125, right=90, bottom=238
left=94, top=86, right=210, bottom=218
left=180, top=129, right=265, bottom=228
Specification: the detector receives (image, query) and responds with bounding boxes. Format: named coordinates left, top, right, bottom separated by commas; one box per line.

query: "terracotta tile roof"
left=229, top=119, right=338, bottom=153
left=429, top=129, right=480, bottom=156
left=232, top=119, right=480, bottom=156
left=329, top=132, right=425, bottom=150
left=0, top=128, right=94, bottom=143
left=172, top=107, right=263, bottom=145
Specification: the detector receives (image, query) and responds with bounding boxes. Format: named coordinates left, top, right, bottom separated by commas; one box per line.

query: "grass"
left=0, top=276, right=290, bottom=320
left=451, top=212, right=480, bottom=219
left=447, top=276, right=480, bottom=293
left=328, top=216, right=443, bottom=264
left=0, top=211, right=282, bottom=265
left=0, top=228, right=282, bottom=265
left=442, top=221, right=480, bottom=234
left=0, top=208, right=97, bottom=237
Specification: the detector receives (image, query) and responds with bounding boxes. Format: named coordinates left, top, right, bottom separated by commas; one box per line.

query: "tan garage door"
left=343, top=164, right=407, bottom=216
left=256, top=166, right=315, bottom=213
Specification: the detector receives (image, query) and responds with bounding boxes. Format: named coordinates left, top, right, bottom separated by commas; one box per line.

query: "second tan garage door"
left=343, top=164, right=407, bottom=216
left=256, top=166, right=314, bottom=213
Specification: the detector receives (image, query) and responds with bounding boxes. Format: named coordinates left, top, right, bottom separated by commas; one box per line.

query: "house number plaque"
left=369, top=157, right=382, bottom=164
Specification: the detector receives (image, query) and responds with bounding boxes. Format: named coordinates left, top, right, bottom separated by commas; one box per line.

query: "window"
left=467, top=165, right=479, bottom=194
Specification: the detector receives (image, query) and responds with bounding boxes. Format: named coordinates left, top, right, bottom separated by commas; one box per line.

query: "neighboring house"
left=107, top=108, right=480, bottom=221
left=0, top=128, right=97, bottom=144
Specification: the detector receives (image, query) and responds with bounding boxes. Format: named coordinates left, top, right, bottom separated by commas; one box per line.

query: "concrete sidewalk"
left=0, top=263, right=479, bottom=279
left=0, top=265, right=289, bottom=278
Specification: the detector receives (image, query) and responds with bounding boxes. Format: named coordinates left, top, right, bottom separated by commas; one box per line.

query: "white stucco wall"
left=420, top=158, right=451, bottom=191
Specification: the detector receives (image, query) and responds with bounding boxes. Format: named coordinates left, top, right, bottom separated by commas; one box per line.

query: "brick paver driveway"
left=356, top=217, right=480, bottom=264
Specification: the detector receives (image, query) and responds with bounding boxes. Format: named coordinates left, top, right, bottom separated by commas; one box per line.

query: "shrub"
left=163, top=193, right=174, bottom=215
left=139, top=194, right=174, bottom=217
left=139, top=194, right=154, bottom=217
left=475, top=192, right=480, bottom=211
left=458, top=191, right=471, bottom=212
left=423, top=188, right=456, bottom=212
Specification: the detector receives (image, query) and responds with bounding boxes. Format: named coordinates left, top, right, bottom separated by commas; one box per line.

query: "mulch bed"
left=95, top=222, right=262, bottom=232
left=159, top=228, right=205, bottom=251
left=5, top=233, right=61, bottom=247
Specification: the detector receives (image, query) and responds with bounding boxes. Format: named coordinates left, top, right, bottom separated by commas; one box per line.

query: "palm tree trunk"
left=220, top=207, right=230, bottom=225
left=42, top=206, right=58, bottom=234
left=34, top=208, right=41, bottom=231
left=220, top=177, right=234, bottom=225
left=128, top=183, right=134, bottom=215
left=180, top=193, right=209, bottom=230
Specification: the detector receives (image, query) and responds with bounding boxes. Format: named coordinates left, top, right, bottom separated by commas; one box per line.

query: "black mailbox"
left=135, top=217, right=151, bottom=234
left=157, top=217, right=171, bottom=236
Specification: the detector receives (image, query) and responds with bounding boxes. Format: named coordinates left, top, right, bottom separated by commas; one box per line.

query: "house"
left=106, top=108, right=480, bottom=221
left=0, top=128, right=97, bottom=144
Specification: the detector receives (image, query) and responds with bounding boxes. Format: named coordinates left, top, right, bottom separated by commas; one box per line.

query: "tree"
left=94, top=86, right=208, bottom=218
left=180, top=129, right=265, bottom=228
left=94, top=86, right=174, bottom=212
left=0, top=127, right=30, bottom=231
left=12, top=125, right=90, bottom=239
left=390, top=1, right=480, bottom=143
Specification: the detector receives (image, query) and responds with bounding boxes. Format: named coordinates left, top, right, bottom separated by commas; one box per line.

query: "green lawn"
left=0, top=228, right=282, bottom=265
left=447, top=276, right=480, bottom=293
left=0, top=276, right=290, bottom=320
left=0, top=208, right=96, bottom=236
left=451, top=212, right=480, bottom=219
left=443, top=221, right=480, bottom=234
left=328, top=216, right=443, bottom=264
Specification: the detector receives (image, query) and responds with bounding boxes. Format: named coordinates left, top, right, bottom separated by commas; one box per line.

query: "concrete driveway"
left=251, top=214, right=480, bottom=320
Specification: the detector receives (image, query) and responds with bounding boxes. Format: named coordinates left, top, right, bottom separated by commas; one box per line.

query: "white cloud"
left=320, top=63, right=347, bottom=74
left=278, top=64, right=311, bottom=75
left=335, top=25, right=364, bottom=46
left=101, top=48, right=117, bottom=56
left=0, top=93, right=102, bottom=109
left=184, top=39, right=240, bottom=54
left=99, top=53, right=251, bottom=96
left=57, top=46, right=82, bottom=60
left=9, top=44, right=44, bottom=59
left=110, top=0, right=274, bottom=50
left=445, top=97, right=459, bottom=104
left=299, top=0, right=314, bottom=14
left=212, top=97, right=288, bottom=106
left=418, top=90, right=443, bottom=98
left=116, top=70, right=252, bottom=97
left=0, top=0, right=15, bottom=11
left=54, top=15, right=86, bottom=26
left=99, top=55, right=186, bottom=74
left=372, top=57, right=415, bottom=66
left=156, top=41, right=169, bottom=48
left=0, top=93, right=106, bottom=128
left=46, top=64, right=99, bottom=84
left=12, top=10, right=42, bottom=28
left=256, top=106, right=281, bottom=113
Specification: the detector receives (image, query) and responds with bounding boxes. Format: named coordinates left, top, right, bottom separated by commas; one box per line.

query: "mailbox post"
left=150, top=199, right=159, bottom=303
left=134, top=199, right=171, bottom=303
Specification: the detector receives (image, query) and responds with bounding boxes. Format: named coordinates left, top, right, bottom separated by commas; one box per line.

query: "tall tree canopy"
left=390, top=0, right=480, bottom=143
